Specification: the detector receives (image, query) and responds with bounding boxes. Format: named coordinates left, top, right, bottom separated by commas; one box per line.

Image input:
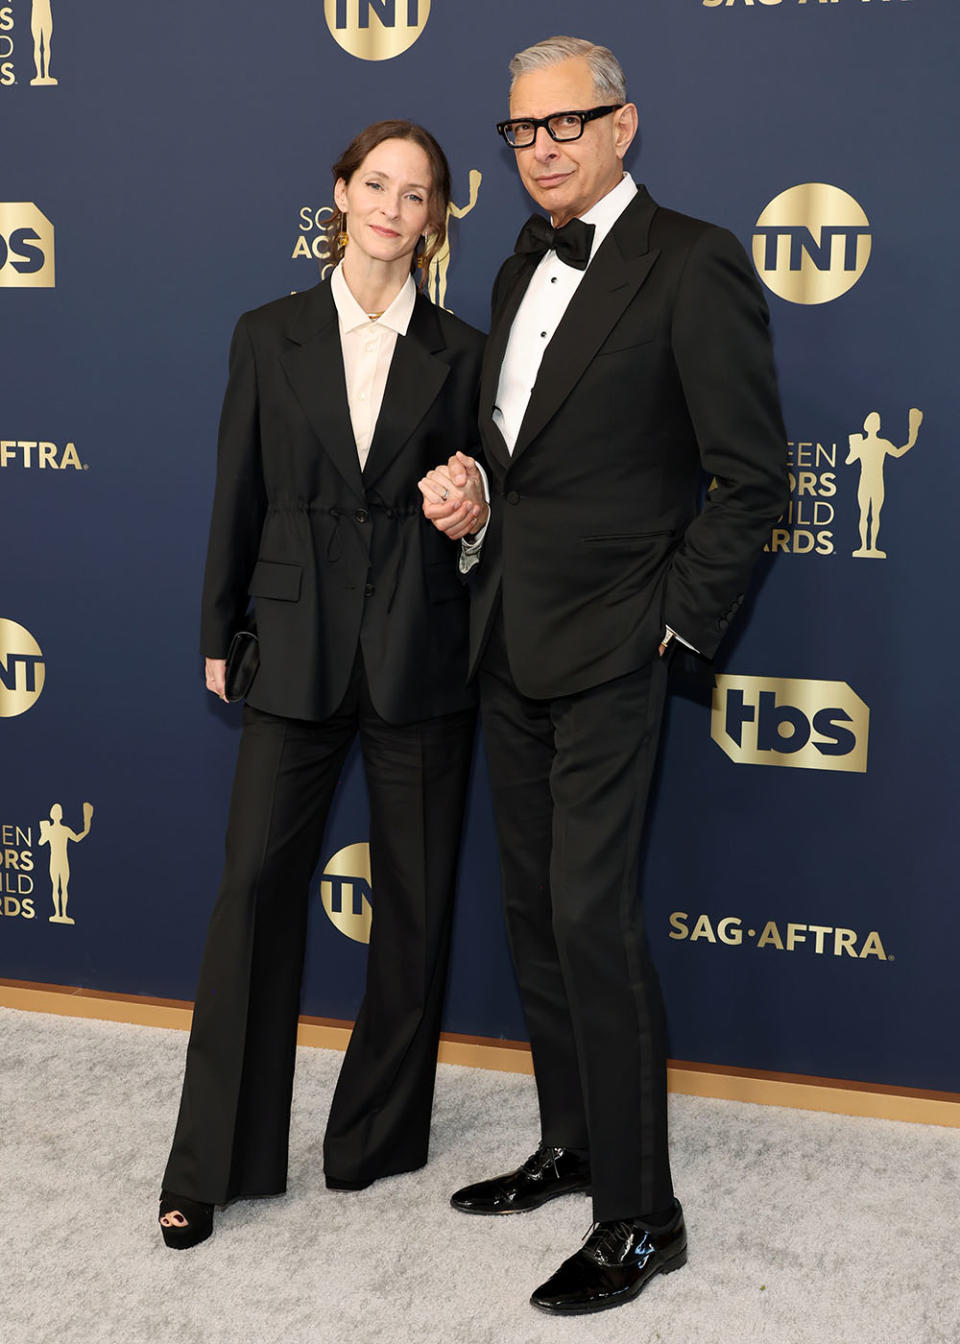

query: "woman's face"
left=334, top=138, right=434, bottom=268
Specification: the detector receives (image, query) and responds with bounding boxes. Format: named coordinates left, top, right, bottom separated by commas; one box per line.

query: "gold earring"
left=337, top=231, right=349, bottom=249
left=416, top=253, right=428, bottom=270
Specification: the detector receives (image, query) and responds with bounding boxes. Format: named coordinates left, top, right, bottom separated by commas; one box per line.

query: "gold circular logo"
left=319, top=842, right=372, bottom=943
left=0, top=618, right=45, bottom=717
left=323, top=0, right=431, bottom=61
left=752, top=184, right=871, bottom=305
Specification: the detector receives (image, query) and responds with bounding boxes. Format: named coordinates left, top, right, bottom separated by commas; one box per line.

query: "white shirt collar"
left=330, top=260, right=417, bottom=336
left=560, top=171, right=638, bottom=261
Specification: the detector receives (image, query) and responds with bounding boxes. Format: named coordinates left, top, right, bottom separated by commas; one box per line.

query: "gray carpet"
left=2, top=1006, right=958, bottom=1344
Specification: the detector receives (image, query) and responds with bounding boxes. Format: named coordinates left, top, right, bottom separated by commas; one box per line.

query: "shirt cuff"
left=458, top=462, right=491, bottom=573
left=664, top=625, right=700, bottom=654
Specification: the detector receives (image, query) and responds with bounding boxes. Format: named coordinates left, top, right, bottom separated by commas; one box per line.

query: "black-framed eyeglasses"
left=496, top=105, right=623, bottom=149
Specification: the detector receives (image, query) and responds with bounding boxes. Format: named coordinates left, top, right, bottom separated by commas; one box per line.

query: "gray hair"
left=508, top=36, right=627, bottom=105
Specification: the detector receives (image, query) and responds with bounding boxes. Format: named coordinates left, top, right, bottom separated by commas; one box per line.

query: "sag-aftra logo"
left=668, top=912, right=889, bottom=961
left=703, top=1, right=911, bottom=8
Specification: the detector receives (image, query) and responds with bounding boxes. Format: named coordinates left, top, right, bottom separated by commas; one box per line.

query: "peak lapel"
left=511, top=239, right=660, bottom=462
left=363, top=294, right=449, bottom=490
left=279, top=282, right=364, bottom=497
left=510, top=187, right=662, bottom=463
left=480, top=253, right=539, bottom=473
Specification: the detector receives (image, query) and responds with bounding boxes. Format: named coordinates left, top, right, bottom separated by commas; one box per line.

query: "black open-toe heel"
left=158, top=1190, right=214, bottom=1249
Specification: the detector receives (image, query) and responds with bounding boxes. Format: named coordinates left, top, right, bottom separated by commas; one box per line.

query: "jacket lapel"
left=279, top=281, right=365, bottom=497
left=362, top=292, right=450, bottom=490
left=479, top=253, right=539, bottom=473
left=510, top=186, right=661, bottom=464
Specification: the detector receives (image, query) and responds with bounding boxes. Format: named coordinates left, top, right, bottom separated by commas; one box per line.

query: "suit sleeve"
left=199, top=316, right=267, bottom=658
left=664, top=226, right=789, bottom=659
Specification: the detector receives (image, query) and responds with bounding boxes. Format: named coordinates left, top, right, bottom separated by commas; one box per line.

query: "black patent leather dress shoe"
left=530, top=1201, right=687, bottom=1314
left=450, top=1145, right=591, bottom=1214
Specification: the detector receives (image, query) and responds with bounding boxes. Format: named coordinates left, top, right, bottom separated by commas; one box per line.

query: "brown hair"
left=328, top=120, right=452, bottom=288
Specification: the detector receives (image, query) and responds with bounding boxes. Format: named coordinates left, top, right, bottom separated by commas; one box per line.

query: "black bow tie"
left=514, top=214, right=596, bottom=271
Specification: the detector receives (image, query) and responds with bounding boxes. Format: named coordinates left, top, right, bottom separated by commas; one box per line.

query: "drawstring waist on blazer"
left=265, top=497, right=421, bottom=610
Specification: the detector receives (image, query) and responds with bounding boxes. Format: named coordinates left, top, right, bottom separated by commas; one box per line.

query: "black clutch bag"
left=223, top=616, right=259, bottom=702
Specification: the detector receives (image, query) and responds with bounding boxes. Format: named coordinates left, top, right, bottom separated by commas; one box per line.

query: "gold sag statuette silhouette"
left=316, top=207, right=335, bottom=278
left=319, top=842, right=372, bottom=943
left=425, top=169, right=481, bottom=311
left=39, top=802, right=93, bottom=925
left=846, top=408, right=922, bottom=558
left=323, top=0, right=431, bottom=62
left=30, top=0, right=57, bottom=86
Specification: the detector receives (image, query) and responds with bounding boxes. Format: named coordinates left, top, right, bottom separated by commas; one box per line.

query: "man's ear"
left=614, top=103, right=639, bottom=160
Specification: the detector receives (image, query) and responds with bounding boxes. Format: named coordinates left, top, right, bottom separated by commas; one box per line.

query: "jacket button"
left=354, top=508, right=369, bottom=524
left=365, top=583, right=375, bottom=597
left=506, top=490, right=520, bottom=505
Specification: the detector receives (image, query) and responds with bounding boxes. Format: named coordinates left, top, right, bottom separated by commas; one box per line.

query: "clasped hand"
left=418, top=452, right=489, bottom=541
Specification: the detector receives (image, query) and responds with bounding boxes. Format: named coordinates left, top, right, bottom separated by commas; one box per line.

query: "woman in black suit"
left=158, top=121, right=485, bottom=1248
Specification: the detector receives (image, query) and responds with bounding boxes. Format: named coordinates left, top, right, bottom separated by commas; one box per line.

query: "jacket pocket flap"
left=597, top=320, right=658, bottom=355
left=248, top=560, right=303, bottom=601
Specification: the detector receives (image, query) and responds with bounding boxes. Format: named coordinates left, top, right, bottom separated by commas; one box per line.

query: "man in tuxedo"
left=420, top=36, right=787, bottom=1315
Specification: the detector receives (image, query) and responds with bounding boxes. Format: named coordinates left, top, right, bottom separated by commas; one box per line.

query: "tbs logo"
left=0, top=203, right=55, bottom=287
left=711, top=675, right=869, bottom=773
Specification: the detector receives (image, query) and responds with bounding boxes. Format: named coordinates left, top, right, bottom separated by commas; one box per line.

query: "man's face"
left=507, top=57, right=636, bottom=227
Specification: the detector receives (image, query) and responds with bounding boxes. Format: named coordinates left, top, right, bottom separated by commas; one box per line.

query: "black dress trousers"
left=163, top=654, right=475, bottom=1204
left=477, top=612, right=674, bottom=1223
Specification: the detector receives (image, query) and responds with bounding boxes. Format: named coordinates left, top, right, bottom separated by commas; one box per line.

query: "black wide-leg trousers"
left=478, top=614, right=674, bottom=1223
left=163, top=657, right=475, bottom=1205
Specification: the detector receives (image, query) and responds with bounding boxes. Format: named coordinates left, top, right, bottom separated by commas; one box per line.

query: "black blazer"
left=470, top=185, right=789, bottom=699
left=201, top=279, right=484, bottom=723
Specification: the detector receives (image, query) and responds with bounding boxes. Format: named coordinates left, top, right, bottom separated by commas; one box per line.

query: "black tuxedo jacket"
left=201, top=279, right=484, bottom=723
left=470, top=185, right=788, bottom=698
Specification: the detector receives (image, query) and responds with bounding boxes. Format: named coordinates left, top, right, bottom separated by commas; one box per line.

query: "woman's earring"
left=337, top=216, right=349, bottom=249
left=415, top=236, right=428, bottom=269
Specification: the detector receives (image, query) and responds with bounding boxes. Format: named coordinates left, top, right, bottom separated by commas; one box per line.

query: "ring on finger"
left=440, top=488, right=449, bottom=501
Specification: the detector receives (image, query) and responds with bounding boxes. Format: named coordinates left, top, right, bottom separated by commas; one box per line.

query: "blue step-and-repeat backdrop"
left=2, top=0, right=957, bottom=1093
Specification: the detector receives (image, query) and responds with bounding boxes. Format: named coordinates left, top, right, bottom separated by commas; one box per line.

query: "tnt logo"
left=324, top=0, right=431, bottom=61
left=0, top=203, right=55, bottom=287
left=0, top=619, right=45, bottom=718
left=711, top=675, right=869, bottom=773
left=753, top=184, right=870, bottom=305
left=319, top=842, right=373, bottom=942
